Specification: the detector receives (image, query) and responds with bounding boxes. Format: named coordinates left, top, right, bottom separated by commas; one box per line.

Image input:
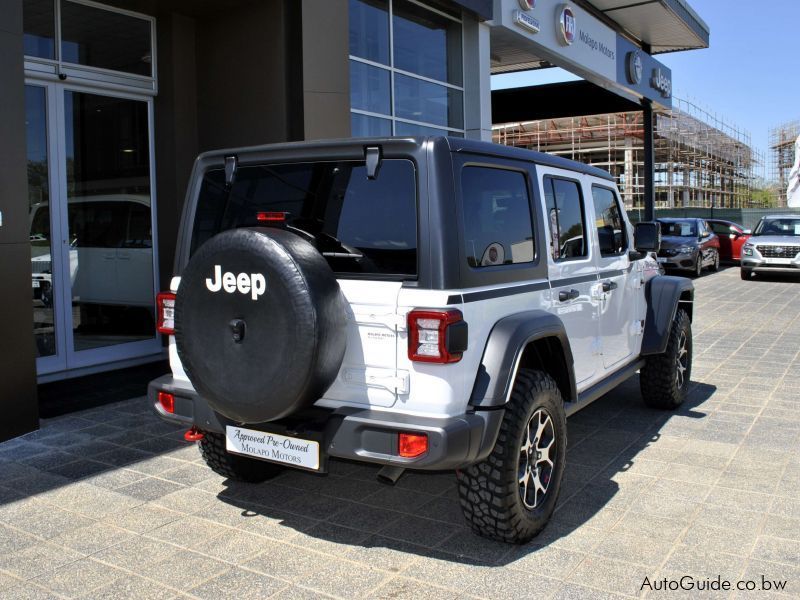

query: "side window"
left=591, top=185, right=628, bottom=256
left=543, top=176, right=587, bottom=261
left=709, top=222, right=730, bottom=235
left=461, top=167, right=534, bottom=267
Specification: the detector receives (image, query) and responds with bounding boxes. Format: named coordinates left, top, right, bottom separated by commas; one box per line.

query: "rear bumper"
left=148, top=375, right=502, bottom=471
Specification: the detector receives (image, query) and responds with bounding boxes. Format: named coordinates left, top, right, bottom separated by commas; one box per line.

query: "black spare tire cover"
left=175, top=227, right=347, bottom=423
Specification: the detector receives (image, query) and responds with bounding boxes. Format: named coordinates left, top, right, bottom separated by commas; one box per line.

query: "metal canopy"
left=585, top=0, right=709, bottom=53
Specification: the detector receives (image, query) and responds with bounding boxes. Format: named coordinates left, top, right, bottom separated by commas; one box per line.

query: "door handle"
left=559, top=289, right=579, bottom=302
left=602, top=280, right=618, bottom=292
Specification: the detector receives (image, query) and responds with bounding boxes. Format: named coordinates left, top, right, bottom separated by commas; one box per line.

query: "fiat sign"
left=558, top=5, right=576, bottom=45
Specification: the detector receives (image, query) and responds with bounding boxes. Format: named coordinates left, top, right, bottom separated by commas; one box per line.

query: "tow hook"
left=184, top=426, right=205, bottom=442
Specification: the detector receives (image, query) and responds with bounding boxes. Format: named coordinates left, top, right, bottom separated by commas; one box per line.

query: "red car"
left=707, top=219, right=751, bottom=262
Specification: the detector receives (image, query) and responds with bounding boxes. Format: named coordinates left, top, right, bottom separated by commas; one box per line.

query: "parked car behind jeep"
left=741, top=215, right=800, bottom=279
left=656, top=217, right=720, bottom=276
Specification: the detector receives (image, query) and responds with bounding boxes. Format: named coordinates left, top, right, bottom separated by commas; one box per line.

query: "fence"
left=627, top=207, right=800, bottom=230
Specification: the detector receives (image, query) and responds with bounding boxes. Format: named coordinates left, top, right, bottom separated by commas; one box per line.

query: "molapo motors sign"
left=501, top=0, right=617, bottom=81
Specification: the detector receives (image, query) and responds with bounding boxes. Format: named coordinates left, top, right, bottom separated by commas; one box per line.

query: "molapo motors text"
left=232, top=430, right=310, bottom=465
left=641, top=575, right=787, bottom=593
left=579, top=30, right=615, bottom=60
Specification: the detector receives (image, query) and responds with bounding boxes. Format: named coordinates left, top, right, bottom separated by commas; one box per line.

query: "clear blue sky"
left=491, top=0, right=800, bottom=165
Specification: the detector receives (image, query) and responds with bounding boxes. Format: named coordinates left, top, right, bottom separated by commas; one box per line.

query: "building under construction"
left=493, top=97, right=761, bottom=210
left=770, top=120, right=800, bottom=205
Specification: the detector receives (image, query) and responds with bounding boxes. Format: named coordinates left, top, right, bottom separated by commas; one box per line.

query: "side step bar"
left=564, top=359, right=645, bottom=417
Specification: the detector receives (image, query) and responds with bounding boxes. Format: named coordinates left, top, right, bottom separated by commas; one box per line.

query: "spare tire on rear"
left=175, top=227, right=347, bottom=423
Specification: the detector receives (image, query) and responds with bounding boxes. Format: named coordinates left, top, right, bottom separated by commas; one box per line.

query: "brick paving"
left=1, top=267, right=799, bottom=599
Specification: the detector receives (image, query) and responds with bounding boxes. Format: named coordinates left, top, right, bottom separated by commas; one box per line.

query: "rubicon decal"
left=205, top=265, right=266, bottom=300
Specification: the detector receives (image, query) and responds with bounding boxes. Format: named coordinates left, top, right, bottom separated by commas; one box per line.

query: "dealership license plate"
left=31, top=280, right=40, bottom=288
left=226, top=425, right=320, bottom=470
left=763, top=258, right=791, bottom=265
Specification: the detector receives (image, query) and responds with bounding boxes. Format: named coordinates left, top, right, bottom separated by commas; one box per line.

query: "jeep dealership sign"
left=496, top=0, right=672, bottom=109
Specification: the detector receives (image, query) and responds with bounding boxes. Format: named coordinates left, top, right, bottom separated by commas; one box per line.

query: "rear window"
left=190, top=160, right=418, bottom=277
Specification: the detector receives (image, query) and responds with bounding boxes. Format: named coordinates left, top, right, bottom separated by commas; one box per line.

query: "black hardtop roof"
left=196, top=136, right=615, bottom=182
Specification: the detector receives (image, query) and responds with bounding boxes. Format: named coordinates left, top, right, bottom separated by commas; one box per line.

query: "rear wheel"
left=456, top=369, right=566, bottom=544
left=199, top=431, right=284, bottom=482
left=710, top=251, right=720, bottom=272
left=640, top=309, right=692, bottom=409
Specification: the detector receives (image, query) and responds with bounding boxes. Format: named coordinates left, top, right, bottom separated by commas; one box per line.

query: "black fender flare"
left=468, top=310, right=576, bottom=409
left=641, top=275, right=694, bottom=356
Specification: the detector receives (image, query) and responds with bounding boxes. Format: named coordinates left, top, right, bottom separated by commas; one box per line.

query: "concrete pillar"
left=301, top=0, right=350, bottom=140
left=0, top=0, right=39, bottom=441
left=463, top=18, right=492, bottom=141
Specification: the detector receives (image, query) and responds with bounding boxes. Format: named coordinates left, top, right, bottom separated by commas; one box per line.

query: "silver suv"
left=741, top=215, right=800, bottom=279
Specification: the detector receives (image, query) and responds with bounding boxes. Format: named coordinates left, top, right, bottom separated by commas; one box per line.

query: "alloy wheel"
left=676, top=330, right=689, bottom=389
left=519, top=408, right=556, bottom=510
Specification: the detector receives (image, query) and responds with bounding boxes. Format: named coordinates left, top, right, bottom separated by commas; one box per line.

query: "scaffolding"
left=493, top=97, right=762, bottom=210
left=769, top=120, right=800, bottom=206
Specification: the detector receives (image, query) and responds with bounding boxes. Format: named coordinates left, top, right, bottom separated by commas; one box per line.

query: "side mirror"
left=633, top=222, right=661, bottom=254
left=701, top=231, right=711, bottom=239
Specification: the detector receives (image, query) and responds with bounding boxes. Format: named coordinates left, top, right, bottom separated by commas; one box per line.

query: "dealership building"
left=0, top=0, right=708, bottom=440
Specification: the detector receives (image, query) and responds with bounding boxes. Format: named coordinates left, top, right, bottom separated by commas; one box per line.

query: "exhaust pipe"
left=376, top=465, right=405, bottom=486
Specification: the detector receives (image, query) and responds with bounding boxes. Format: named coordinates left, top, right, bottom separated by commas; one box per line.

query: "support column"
left=463, top=18, right=492, bottom=141
left=642, top=99, right=655, bottom=220
left=0, top=0, right=39, bottom=441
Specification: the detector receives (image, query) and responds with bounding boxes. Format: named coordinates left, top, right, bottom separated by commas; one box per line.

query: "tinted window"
left=191, top=160, right=417, bottom=277
left=753, top=218, right=800, bottom=236
left=461, top=167, right=534, bottom=268
left=543, top=177, right=587, bottom=260
left=592, top=186, right=627, bottom=256
left=709, top=221, right=732, bottom=235
left=68, top=201, right=128, bottom=248
left=349, top=0, right=389, bottom=65
left=659, top=221, right=697, bottom=237
left=23, top=0, right=55, bottom=59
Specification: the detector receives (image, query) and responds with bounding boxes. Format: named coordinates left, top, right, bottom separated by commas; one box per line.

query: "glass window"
left=60, top=0, right=152, bottom=76
left=395, top=121, right=460, bottom=137
left=544, top=177, right=587, bottom=260
left=349, top=0, right=389, bottom=64
left=350, top=60, right=391, bottom=115
left=659, top=220, right=697, bottom=237
left=394, top=73, right=463, bottom=129
left=23, top=0, right=55, bottom=59
left=592, top=186, right=627, bottom=256
left=351, top=113, right=392, bottom=137
left=462, top=167, right=534, bottom=267
left=393, top=0, right=462, bottom=85
left=708, top=221, right=731, bottom=235
left=191, top=160, right=418, bottom=277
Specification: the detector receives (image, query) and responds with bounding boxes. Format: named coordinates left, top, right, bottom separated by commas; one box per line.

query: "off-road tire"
left=740, top=268, right=752, bottom=280
left=640, top=309, right=692, bottom=409
left=199, top=431, right=284, bottom=482
left=456, top=369, right=567, bottom=544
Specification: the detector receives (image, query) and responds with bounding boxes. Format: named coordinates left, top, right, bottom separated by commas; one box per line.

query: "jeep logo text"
left=206, top=265, right=266, bottom=300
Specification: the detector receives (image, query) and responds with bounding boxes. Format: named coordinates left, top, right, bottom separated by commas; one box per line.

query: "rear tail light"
left=398, top=432, right=428, bottom=458
left=156, top=292, right=176, bottom=335
left=256, top=211, right=287, bottom=223
left=407, top=309, right=467, bottom=363
left=158, top=391, right=175, bottom=414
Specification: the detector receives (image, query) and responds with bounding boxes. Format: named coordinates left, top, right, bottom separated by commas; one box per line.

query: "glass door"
left=26, top=82, right=161, bottom=376
left=27, top=83, right=68, bottom=373
left=58, top=88, right=160, bottom=368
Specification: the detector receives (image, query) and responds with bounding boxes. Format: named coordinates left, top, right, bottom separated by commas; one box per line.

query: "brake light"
left=256, top=211, right=287, bottom=222
left=156, top=292, right=176, bottom=335
left=407, top=309, right=466, bottom=363
left=158, top=391, right=175, bottom=414
left=398, top=432, right=428, bottom=458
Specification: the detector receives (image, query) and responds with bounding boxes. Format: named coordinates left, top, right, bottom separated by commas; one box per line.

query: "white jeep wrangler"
left=150, top=137, right=693, bottom=544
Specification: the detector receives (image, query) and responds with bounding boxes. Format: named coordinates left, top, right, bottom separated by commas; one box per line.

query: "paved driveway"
left=1, top=267, right=799, bottom=599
